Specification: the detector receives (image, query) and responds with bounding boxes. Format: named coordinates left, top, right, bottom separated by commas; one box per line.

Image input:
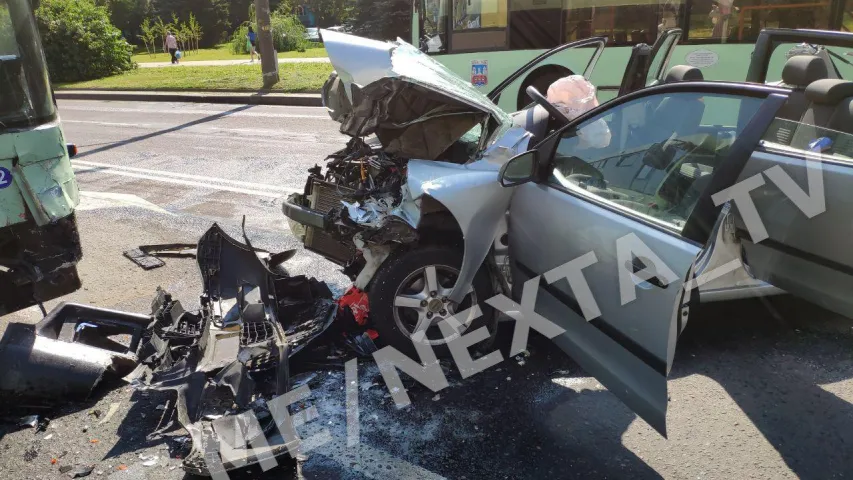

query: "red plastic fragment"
left=338, top=286, right=370, bottom=326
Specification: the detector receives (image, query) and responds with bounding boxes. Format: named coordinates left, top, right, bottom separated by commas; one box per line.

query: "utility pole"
left=255, top=0, right=279, bottom=88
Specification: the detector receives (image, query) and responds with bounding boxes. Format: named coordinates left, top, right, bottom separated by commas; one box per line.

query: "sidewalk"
left=55, top=89, right=323, bottom=107
left=138, top=57, right=330, bottom=68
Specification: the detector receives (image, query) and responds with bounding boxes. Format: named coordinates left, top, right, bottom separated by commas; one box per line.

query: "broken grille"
left=240, top=321, right=276, bottom=346
left=305, top=179, right=357, bottom=265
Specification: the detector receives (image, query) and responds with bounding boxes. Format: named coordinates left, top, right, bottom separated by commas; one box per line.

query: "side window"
left=547, top=91, right=764, bottom=232
left=761, top=99, right=853, bottom=160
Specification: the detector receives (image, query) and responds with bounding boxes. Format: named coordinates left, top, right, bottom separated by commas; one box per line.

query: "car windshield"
left=766, top=41, right=853, bottom=83
left=0, top=0, right=55, bottom=130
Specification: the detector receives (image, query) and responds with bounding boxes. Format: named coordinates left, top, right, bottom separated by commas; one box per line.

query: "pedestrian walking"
left=247, top=26, right=259, bottom=63
left=164, top=31, right=179, bottom=64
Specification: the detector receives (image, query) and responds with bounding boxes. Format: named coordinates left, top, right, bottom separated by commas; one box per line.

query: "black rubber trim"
left=515, top=260, right=667, bottom=376
left=281, top=195, right=326, bottom=229
left=736, top=228, right=853, bottom=277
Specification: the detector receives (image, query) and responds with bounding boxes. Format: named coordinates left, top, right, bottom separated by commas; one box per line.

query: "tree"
left=350, top=0, right=411, bottom=41
left=302, top=0, right=349, bottom=27
left=35, top=0, right=135, bottom=82
left=138, top=17, right=157, bottom=54
left=187, top=13, right=202, bottom=53
left=150, top=0, right=229, bottom=47
left=153, top=16, right=167, bottom=51
left=96, top=0, right=151, bottom=45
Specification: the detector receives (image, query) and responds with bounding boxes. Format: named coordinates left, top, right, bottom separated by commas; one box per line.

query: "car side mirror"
left=499, top=150, right=538, bottom=187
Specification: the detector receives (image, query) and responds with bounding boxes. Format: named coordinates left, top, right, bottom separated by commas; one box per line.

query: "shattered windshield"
left=766, top=41, right=853, bottom=83
left=0, top=0, right=55, bottom=130
left=391, top=39, right=512, bottom=142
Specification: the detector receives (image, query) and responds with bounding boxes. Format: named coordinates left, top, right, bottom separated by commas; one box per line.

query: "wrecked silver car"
left=284, top=27, right=853, bottom=437
left=283, top=29, right=598, bottom=357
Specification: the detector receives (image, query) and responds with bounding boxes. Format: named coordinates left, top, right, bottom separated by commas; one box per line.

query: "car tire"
left=368, top=246, right=497, bottom=359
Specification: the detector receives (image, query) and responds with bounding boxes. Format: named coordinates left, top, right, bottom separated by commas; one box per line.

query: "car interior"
left=544, top=64, right=738, bottom=230
left=762, top=54, right=853, bottom=158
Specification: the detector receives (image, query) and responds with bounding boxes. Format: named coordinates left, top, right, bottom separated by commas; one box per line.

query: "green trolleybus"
left=392, top=0, right=853, bottom=110
left=0, top=0, right=82, bottom=315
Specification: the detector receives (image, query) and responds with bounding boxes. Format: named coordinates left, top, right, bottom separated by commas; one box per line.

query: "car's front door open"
left=503, top=84, right=787, bottom=435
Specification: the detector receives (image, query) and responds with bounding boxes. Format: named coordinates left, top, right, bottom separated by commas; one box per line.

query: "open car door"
left=487, top=36, right=607, bottom=111
left=617, top=29, right=682, bottom=97
left=500, top=82, right=788, bottom=435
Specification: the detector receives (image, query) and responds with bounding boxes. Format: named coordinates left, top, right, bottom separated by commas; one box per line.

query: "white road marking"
left=73, top=162, right=300, bottom=198
left=60, top=105, right=330, bottom=119
left=64, top=120, right=155, bottom=128
left=73, top=160, right=296, bottom=192
left=77, top=191, right=175, bottom=215
left=66, top=120, right=334, bottom=143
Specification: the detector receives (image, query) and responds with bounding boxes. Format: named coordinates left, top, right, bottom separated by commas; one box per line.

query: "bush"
left=36, top=0, right=134, bottom=83
left=270, top=12, right=307, bottom=52
left=229, top=13, right=306, bottom=55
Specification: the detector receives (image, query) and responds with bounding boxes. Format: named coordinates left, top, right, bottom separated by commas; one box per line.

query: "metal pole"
left=255, top=0, right=280, bottom=88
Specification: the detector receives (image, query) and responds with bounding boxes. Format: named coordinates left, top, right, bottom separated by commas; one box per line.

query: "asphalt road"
left=1, top=100, right=852, bottom=480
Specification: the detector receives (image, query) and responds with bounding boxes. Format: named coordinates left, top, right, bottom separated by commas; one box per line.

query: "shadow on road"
left=73, top=104, right=257, bottom=160
left=674, top=295, right=853, bottom=479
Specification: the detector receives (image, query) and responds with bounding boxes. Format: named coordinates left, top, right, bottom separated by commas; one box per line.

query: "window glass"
left=0, top=0, right=56, bottom=129
left=761, top=117, right=853, bottom=162
left=688, top=0, right=831, bottom=43
left=765, top=42, right=853, bottom=83
left=453, top=0, right=507, bottom=30
left=564, top=0, right=684, bottom=46
left=423, top=0, right=448, bottom=52
left=548, top=91, right=763, bottom=231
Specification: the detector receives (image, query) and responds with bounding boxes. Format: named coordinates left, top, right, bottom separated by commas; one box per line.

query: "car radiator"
left=305, top=179, right=357, bottom=265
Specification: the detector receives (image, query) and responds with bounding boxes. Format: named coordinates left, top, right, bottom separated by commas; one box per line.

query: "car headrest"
left=805, top=79, right=853, bottom=105
left=664, top=65, right=704, bottom=83
left=781, top=55, right=828, bottom=87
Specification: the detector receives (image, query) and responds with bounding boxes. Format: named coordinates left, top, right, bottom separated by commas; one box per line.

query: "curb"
left=55, top=90, right=323, bottom=107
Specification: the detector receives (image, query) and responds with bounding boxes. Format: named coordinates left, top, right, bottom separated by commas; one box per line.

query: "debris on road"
left=18, top=415, right=39, bottom=429
left=133, top=224, right=338, bottom=476
left=0, top=303, right=151, bottom=403
left=123, top=243, right=197, bottom=270
left=64, top=464, right=95, bottom=478
left=0, top=222, right=385, bottom=477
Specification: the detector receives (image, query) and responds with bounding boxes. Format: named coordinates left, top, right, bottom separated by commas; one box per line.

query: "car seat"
left=766, top=55, right=829, bottom=145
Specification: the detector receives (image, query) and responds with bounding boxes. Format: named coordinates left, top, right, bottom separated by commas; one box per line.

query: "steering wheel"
left=526, top=85, right=572, bottom=126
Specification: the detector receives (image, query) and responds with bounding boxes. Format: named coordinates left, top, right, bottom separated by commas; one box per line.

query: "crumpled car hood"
left=321, top=29, right=511, bottom=160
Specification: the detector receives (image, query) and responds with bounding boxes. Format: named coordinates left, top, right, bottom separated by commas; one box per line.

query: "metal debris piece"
left=123, top=243, right=197, bottom=270
left=18, top=415, right=38, bottom=428
left=0, top=304, right=149, bottom=403
left=65, top=464, right=95, bottom=478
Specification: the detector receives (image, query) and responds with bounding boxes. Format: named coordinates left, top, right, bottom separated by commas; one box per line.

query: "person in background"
left=247, top=25, right=259, bottom=63
left=164, top=31, right=179, bottom=64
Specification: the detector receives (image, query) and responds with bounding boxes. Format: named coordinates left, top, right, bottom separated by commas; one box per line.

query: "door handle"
left=625, top=258, right=668, bottom=289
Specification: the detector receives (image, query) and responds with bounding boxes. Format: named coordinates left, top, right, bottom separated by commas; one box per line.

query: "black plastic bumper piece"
left=281, top=193, right=326, bottom=229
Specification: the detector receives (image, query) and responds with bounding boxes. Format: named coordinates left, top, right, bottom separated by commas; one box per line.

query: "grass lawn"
left=131, top=44, right=327, bottom=63
left=57, top=62, right=332, bottom=93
